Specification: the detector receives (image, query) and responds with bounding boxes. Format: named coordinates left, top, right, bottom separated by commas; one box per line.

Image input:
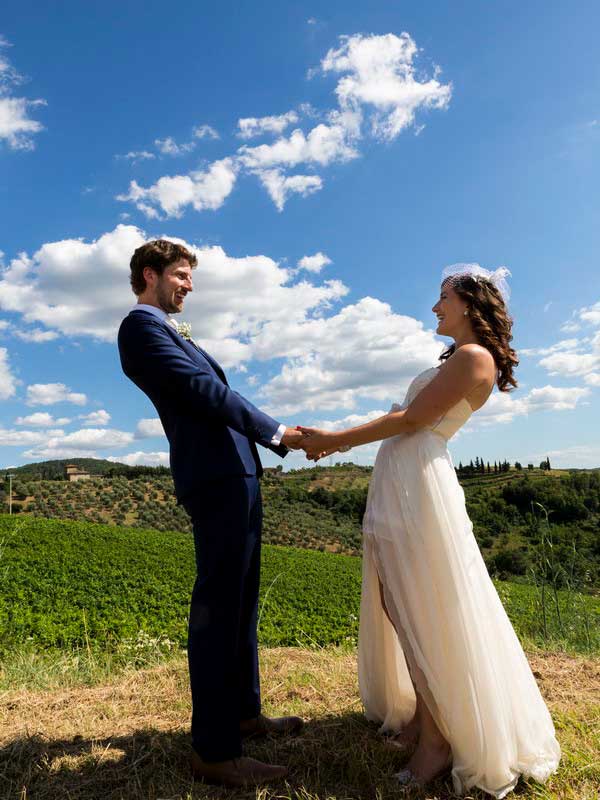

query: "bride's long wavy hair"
left=439, top=276, right=519, bottom=392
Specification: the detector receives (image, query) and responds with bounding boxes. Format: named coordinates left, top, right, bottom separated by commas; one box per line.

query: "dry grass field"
left=1, top=647, right=598, bottom=800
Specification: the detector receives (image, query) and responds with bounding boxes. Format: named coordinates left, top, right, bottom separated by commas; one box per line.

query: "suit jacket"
left=118, top=309, right=287, bottom=502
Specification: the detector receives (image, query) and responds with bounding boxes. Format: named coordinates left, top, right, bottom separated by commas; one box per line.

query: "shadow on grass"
left=0, top=712, right=489, bottom=800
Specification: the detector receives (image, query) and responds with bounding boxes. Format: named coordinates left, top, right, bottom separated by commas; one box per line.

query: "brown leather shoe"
left=190, top=751, right=288, bottom=787
left=240, top=713, right=304, bottom=739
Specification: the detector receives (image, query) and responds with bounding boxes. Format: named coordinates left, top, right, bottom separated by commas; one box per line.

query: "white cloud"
left=117, top=32, right=450, bottom=214
left=0, top=39, right=45, bottom=151
left=298, top=252, right=332, bottom=273
left=0, top=96, right=45, bottom=150
left=154, top=136, right=196, bottom=156
left=15, top=412, right=70, bottom=426
left=0, top=224, right=146, bottom=340
left=237, top=111, right=300, bottom=139
left=26, top=383, right=87, bottom=406
left=7, top=226, right=548, bottom=431
left=118, top=126, right=218, bottom=165
left=22, top=428, right=134, bottom=458
left=79, top=409, right=111, bottom=426
left=528, top=303, right=600, bottom=385
left=0, top=225, right=350, bottom=361
left=257, top=169, right=323, bottom=211
left=579, top=300, right=600, bottom=326
left=21, top=446, right=97, bottom=460
left=0, top=346, right=17, bottom=399
left=468, top=391, right=529, bottom=426
left=525, top=385, right=590, bottom=410
left=520, top=338, right=580, bottom=357
left=108, top=450, right=170, bottom=467
left=255, top=297, right=442, bottom=414
left=536, top=330, right=600, bottom=381
left=13, top=328, right=59, bottom=342
left=116, top=150, right=156, bottom=163
left=135, top=417, right=165, bottom=438
left=538, top=351, right=599, bottom=377
left=468, top=385, right=590, bottom=426
left=117, top=158, right=238, bottom=218
left=193, top=124, right=219, bottom=140
left=0, top=427, right=64, bottom=446
left=238, top=119, right=359, bottom=171
left=560, top=320, right=581, bottom=333
left=321, top=32, right=451, bottom=141
left=47, top=427, right=133, bottom=449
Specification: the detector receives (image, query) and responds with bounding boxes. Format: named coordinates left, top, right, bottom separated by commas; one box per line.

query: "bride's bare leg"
left=378, top=579, right=451, bottom=781
left=404, top=699, right=451, bottom=783
left=378, top=579, right=421, bottom=749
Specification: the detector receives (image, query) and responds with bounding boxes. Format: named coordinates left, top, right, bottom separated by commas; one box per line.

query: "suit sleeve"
left=119, top=316, right=288, bottom=454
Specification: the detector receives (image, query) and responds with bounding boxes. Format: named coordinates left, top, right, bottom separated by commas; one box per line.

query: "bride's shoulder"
left=451, top=344, right=496, bottom=376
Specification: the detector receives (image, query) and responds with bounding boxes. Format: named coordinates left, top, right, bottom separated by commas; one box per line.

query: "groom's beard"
left=156, top=282, right=186, bottom=314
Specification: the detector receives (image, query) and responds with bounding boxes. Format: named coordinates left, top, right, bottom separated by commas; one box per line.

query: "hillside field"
left=0, top=514, right=598, bottom=799
left=3, top=462, right=600, bottom=587
left=0, top=514, right=597, bottom=658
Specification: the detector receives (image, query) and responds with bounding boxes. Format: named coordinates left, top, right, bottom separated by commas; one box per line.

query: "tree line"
left=456, top=457, right=552, bottom=477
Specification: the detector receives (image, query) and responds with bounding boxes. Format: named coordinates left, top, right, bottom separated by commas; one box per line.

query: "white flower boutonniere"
left=175, top=321, right=194, bottom=342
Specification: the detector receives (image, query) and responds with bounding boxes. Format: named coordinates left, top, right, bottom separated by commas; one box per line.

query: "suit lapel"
left=168, top=324, right=228, bottom=385
left=129, top=311, right=229, bottom=385
left=189, top=341, right=228, bottom=385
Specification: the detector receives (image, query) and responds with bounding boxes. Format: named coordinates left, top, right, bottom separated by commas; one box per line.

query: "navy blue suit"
left=118, top=309, right=288, bottom=761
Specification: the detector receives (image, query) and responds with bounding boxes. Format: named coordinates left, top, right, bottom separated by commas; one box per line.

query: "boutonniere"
left=175, top=321, right=194, bottom=342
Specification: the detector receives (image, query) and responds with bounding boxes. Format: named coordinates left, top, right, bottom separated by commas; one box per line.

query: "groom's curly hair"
left=439, top=276, right=519, bottom=392
left=129, top=239, right=198, bottom=295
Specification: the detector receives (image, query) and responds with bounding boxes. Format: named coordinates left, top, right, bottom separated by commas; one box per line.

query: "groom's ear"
left=142, top=266, right=158, bottom=288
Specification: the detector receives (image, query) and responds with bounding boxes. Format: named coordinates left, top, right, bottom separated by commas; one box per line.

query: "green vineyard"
left=0, top=514, right=598, bottom=656
left=3, top=463, right=599, bottom=586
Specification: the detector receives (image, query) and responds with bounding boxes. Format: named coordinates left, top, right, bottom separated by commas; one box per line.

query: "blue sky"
left=1, top=0, right=599, bottom=471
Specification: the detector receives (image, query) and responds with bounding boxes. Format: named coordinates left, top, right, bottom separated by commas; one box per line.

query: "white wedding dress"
left=359, top=367, right=560, bottom=797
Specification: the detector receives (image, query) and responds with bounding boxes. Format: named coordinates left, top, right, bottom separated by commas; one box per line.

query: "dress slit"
left=369, top=533, right=448, bottom=739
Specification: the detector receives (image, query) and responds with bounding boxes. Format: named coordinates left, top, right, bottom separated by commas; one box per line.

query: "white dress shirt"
left=131, top=303, right=286, bottom=447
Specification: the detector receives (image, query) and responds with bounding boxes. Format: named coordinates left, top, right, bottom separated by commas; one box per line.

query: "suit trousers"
left=183, top=476, right=262, bottom=762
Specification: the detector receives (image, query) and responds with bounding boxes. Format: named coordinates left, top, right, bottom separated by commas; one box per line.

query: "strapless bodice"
left=390, top=366, right=472, bottom=441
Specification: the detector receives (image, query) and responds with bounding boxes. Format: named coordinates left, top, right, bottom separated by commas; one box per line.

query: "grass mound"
left=0, top=648, right=598, bottom=800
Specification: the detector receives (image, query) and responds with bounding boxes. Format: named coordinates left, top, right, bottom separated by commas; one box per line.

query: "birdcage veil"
left=441, top=263, right=511, bottom=305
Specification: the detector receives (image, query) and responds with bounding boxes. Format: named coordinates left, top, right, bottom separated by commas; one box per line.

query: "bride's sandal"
left=394, top=750, right=453, bottom=790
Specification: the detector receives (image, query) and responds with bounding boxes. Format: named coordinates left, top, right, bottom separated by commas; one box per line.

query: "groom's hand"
left=296, top=426, right=338, bottom=460
left=281, top=427, right=307, bottom=449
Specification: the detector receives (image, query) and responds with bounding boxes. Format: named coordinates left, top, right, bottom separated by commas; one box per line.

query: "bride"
left=300, top=264, right=560, bottom=797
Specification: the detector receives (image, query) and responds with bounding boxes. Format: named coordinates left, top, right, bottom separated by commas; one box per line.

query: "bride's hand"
left=297, top=426, right=339, bottom=460
left=313, top=446, right=340, bottom=462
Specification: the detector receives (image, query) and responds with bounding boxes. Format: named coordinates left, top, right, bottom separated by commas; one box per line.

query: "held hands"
left=299, top=426, right=352, bottom=461
left=281, top=426, right=350, bottom=461
left=296, top=426, right=337, bottom=460
left=281, top=427, right=307, bottom=449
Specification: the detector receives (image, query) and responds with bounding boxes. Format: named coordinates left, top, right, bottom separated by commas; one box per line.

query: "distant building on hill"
left=263, top=466, right=283, bottom=475
left=65, top=464, right=92, bottom=482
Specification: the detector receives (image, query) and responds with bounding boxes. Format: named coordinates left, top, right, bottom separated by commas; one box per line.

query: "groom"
left=118, top=240, right=306, bottom=787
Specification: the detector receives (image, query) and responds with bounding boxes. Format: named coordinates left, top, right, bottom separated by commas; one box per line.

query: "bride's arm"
left=300, top=346, right=493, bottom=456
left=299, top=409, right=413, bottom=456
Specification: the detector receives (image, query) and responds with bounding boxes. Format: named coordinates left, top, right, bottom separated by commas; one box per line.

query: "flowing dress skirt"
left=359, top=429, right=560, bottom=798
